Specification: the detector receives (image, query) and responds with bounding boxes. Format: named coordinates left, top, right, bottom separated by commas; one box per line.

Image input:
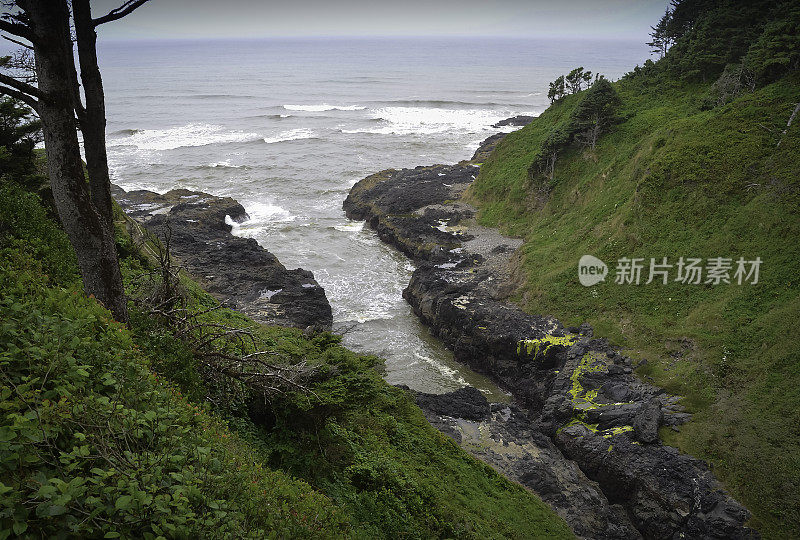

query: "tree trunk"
left=23, top=0, right=129, bottom=323
left=72, top=0, right=114, bottom=228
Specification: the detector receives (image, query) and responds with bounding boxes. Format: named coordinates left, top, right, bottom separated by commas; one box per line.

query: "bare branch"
left=777, top=102, right=800, bottom=149
left=0, top=71, right=43, bottom=100
left=4, top=48, right=36, bottom=82
left=1, top=33, right=32, bottom=50
left=125, top=223, right=318, bottom=402
left=0, top=84, right=39, bottom=112
left=93, top=0, right=151, bottom=27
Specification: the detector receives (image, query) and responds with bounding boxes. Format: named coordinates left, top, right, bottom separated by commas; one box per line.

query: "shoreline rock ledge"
left=344, top=131, right=758, bottom=539
left=113, top=184, right=332, bottom=332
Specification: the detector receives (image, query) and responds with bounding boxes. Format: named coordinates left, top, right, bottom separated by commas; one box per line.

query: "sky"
left=90, top=0, right=671, bottom=41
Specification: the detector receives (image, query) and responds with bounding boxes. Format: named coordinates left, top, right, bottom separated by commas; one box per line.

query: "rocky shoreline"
left=344, top=131, right=757, bottom=539
left=112, top=185, right=332, bottom=331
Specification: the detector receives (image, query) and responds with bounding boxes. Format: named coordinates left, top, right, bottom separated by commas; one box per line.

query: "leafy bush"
left=0, top=182, right=77, bottom=288
left=0, top=255, right=349, bottom=538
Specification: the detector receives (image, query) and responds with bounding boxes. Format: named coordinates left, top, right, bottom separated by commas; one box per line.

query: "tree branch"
left=0, top=20, right=35, bottom=43
left=0, top=72, right=42, bottom=99
left=93, top=0, right=151, bottom=26
left=777, top=102, right=800, bottom=149
left=0, top=84, right=39, bottom=112
left=1, top=33, right=32, bottom=50
left=0, top=72, right=43, bottom=100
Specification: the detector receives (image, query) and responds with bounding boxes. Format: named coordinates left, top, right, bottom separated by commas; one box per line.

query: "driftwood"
left=777, top=102, right=800, bottom=148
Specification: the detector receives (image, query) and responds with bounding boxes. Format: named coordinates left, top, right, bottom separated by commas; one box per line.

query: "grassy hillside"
left=468, top=20, right=800, bottom=539
left=0, top=177, right=573, bottom=537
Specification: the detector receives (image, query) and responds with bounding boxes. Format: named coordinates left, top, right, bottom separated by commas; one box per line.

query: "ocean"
left=99, top=37, right=651, bottom=398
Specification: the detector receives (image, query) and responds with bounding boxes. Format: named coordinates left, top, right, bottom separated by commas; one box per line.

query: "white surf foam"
left=342, top=106, right=512, bottom=136
left=283, top=104, right=366, bottom=112
left=107, top=123, right=261, bottom=151
left=208, top=160, right=247, bottom=169
left=244, top=201, right=295, bottom=224
left=414, top=352, right=469, bottom=387
left=227, top=200, right=296, bottom=238
left=333, top=221, right=365, bottom=233
left=263, top=128, right=317, bottom=144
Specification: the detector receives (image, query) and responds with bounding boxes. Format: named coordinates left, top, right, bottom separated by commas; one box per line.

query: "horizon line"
left=99, top=34, right=649, bottom=44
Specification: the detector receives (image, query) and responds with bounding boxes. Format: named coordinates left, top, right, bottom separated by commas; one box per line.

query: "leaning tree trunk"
left=72, top=0, right=114, bottom=228
left=24, top=0, right=129, bottom=323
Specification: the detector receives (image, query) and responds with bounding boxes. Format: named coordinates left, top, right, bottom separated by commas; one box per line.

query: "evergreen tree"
left=0, top=93, right=41, bottom=163
left=547, top=75, right=566, bottom=103
left=572, top=77, right=621, bottom=150
left=743, top=4, right=800, bottom=83
left=647, top=8, right=674, bottom=58
left=565, top=67, right=593, bottom=94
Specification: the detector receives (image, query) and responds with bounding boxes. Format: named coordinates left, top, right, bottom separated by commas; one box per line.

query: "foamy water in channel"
left=100, top=37, right=650, bottom=399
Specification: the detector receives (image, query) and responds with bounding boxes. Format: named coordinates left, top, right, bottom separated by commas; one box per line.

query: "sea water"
left=100, top=37, right=650, bottom=398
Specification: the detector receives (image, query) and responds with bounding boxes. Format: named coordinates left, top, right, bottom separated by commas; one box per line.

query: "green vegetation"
left=535, top=76, right=621, bottom=184
left=0, top=111, right=571, bottom=537
left=468, top=2, right=800, bottom=536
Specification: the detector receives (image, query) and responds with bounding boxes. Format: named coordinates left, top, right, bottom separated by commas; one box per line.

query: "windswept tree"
left=565, top=67, right=592, bottom=94
left=0, top=0, right=150, bottom=323
left=573, top=77, right=621, bottom=150
left=648, top=8, right=674, bottom=58
left=547, top=75, right=566, bottom=104
left=530, top=72, right=619, bottom=186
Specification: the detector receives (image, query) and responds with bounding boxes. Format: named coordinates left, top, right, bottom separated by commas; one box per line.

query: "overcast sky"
left=90, top=0, right=670, bottom=41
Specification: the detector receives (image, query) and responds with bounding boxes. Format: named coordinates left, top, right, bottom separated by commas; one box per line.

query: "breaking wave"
left=107, top=123, right=261, bottom=151
left=283, top=104, right=366, bottom=112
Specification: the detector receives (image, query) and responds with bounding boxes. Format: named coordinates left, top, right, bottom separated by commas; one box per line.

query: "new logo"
left=578, top=255, right=608, bottom=287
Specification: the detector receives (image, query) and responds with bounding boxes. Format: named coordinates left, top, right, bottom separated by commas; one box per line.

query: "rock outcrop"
left=410, top=386, right=641, bottom=539
left=113, top=185, right=332, bottom=331
left=492, top=115, right=535, bottom=128
left=344, top=126, right=757, bottom=539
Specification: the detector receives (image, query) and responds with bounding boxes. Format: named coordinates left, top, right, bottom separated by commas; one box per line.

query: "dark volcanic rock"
left=344, top=164, right=480, bottom=261
left=632, top=397, right=663, bottom=444
left=470, top=132, right=508, bottom=162
left=113, top=185, right=332, bottom=331
left=344, top=133, right=758, bottom=539
left=414, top=385, right=490, bottom=421
left=412, top=388, right=641, bottom=540
left=492, top=115, right=535, bottom=128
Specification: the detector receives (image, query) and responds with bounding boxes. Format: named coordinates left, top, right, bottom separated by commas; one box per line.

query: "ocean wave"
left=248, top=113, right=293, bottom=120
left=373, top=99, right=520, bottom=108
left=283, top=104, right=366, bottom=112
left=201, top=160, right=249, bottom=170
left=263, top=128, right=318, bottom=144
left=110, top=128, right=141, bottom=136
left=187, top=93, right=261, bottom=100
left=228, top=200, right=296, bottom=238
left=341, top=106, right=512, bottom=136
left=332, top=221, right=365, bottom=233
left=107, top=123, right=261, bottom=151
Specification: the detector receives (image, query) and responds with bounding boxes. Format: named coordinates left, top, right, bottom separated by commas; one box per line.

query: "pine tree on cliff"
left=647, top=8, right=674, bottom=58
left=547, top=75, right=566, bottom=104
left=565, top=67, right=593, bottom=94
left=0, top=0, right=150, bottom=324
